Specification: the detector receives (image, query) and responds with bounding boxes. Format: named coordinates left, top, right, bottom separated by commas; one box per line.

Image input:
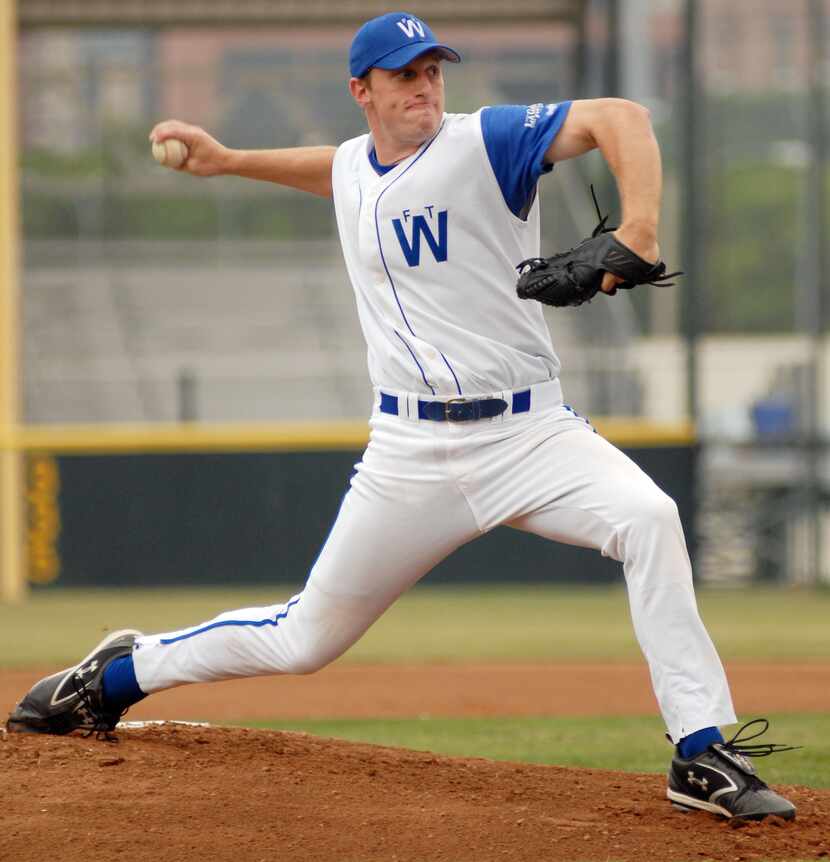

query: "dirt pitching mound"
left=6, top=662, right=830, bottom=722
left=2, top=724, right=828, bottom=862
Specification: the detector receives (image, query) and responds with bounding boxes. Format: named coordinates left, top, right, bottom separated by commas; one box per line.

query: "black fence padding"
left=40, top=446, right=696, bottom=587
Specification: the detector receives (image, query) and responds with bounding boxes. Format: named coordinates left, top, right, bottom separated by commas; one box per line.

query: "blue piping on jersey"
left=372, top=121, right=463, bottom=395
left=440, top=351, right=462, bottom=395
left=394, top=329, right=435, bottom=395
left=158, top=597, right=301, bottom=645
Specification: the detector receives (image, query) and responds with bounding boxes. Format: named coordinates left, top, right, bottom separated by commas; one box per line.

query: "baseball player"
left=8, top=12, right=796, bottom=821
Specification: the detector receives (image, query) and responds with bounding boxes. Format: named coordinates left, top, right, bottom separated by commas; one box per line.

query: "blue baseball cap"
left=349, top=12, right=461, bottom=79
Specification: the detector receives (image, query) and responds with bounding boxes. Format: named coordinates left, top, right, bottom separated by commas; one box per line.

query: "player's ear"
left=349, top=74, right=372, bottom=109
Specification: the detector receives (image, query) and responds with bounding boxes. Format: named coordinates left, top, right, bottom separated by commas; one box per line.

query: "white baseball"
left=152, top=138, right=188, bottom=169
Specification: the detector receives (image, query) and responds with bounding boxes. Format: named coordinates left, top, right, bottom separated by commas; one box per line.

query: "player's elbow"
left=600, top=98, right=652, bottom=127
left=628, top=100, right=653, bottom=131
left=562, top=98, right=653, bottom=157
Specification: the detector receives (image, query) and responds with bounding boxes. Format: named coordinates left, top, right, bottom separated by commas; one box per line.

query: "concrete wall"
left=631, top=334, right=830, bottom=437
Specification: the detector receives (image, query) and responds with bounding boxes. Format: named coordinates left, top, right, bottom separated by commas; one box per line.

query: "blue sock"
left=101, top=654, right=146, bottom=712
left=677, top=726, right=724, bottom=759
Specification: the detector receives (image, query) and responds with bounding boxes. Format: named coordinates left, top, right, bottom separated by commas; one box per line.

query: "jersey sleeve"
left=480, top=101, right=572, bottom=219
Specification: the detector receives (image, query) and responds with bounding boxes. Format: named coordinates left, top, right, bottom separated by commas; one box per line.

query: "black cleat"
left=667, top=719, right=798, bottom=821
left=6, top=629, right=142, bottom=738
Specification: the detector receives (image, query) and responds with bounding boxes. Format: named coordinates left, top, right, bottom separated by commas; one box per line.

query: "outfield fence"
left=7, top=419, right=695, bottom=591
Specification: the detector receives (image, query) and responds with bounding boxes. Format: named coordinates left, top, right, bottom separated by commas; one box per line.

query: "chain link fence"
left=16, top=0, right=830, bottom=581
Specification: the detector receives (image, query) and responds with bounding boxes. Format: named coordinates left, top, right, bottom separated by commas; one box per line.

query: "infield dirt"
left=3, top=662, right=830, bottom=721
left=2, top=662, right=830, bottom=861
left=2, top=723, right=829, bottom=862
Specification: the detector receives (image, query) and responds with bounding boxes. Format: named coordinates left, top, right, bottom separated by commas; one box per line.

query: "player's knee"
left=285, top=644, right=335, bottom=675
left=636, top=489, right=681, bottom=531
left=286, top=654, right=327, bottom=675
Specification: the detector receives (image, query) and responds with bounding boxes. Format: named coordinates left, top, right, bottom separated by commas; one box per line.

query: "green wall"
left=31, top=445, right=696, bottom=587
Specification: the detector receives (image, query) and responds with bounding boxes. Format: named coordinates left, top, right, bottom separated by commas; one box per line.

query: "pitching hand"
left=149, top=120, right=229, bottom=177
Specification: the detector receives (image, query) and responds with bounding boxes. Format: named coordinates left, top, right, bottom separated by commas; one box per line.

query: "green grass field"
left=2, top=585, right=828, bottom=789
left=251, top=713, right=830, bottom=788
left=2, top=584, right=829, bottom=668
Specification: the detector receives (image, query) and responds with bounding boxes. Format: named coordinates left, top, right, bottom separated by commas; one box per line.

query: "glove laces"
left=588, top=185, right=683, bottom=287
left=514, top=185, right=614, bottom=276
left=589, top=184, right=614, bottom=237
left=721, top=718, right=801, bottom=758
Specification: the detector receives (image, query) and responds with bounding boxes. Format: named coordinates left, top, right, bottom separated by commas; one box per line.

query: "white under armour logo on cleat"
left=687, top=771, right=708, bottom=791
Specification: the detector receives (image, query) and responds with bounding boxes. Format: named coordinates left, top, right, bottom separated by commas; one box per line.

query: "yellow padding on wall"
left=1, top=419, right=696, bottom=455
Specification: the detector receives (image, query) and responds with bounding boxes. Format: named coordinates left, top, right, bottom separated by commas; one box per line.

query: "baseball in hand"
left=152, top=138, right=188, bottom=169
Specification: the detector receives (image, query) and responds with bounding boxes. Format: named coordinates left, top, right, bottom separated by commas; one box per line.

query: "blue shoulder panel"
left=481, top=101, right=572, bottom=219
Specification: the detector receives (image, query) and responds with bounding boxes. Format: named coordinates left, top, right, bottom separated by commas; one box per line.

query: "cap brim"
left=371, top=42, right=461, bottom=72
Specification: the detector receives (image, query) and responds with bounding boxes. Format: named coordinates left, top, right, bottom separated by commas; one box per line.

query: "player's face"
left=352, top=53, right=445, bottom=151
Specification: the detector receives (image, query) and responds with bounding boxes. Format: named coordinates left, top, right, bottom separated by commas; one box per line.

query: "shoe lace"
left=722, top=718, right=801, bottom=758
left=72, top=672, right=129, bottom=743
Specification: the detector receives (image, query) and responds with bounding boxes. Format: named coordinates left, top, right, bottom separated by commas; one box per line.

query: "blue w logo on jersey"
left=392, top=210, right=448, bottom=267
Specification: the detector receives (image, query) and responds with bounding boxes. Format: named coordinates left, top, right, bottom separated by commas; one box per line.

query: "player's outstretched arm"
left=149, top=120, right=336, bottom=198
left=545, top=98, right=661, bottom=292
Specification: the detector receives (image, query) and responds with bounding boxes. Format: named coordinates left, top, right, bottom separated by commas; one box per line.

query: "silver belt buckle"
left=444, top=397, right=471, bottom=421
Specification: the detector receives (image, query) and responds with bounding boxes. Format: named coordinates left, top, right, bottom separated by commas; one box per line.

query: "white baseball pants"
left=133, top=381, right=736, bottom=742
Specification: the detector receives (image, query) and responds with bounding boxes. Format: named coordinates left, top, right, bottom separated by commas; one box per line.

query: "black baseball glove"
left=515, top=189, right=680, bottom=308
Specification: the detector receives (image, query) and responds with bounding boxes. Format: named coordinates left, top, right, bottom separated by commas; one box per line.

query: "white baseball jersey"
left=332, top=103, right=570, bottom=397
